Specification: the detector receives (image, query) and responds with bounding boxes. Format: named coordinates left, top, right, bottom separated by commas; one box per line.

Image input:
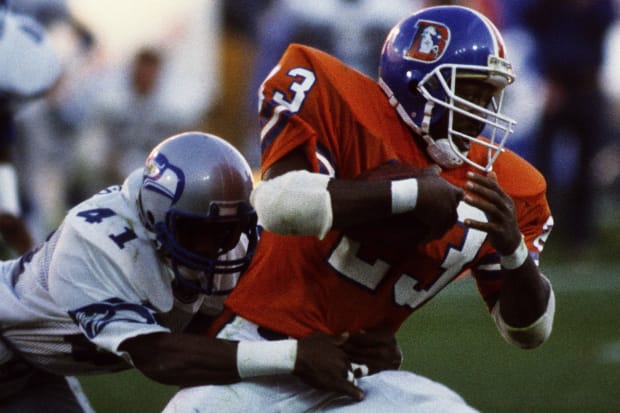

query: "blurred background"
left=2, top=0, right=620, bottom=411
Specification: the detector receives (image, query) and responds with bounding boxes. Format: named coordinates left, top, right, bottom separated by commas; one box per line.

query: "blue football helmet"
left=138, top=132, right=257, bottom=295
left=379, top=6, right=516, bottom=171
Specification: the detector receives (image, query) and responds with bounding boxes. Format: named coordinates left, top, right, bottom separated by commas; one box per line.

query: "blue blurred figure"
left=523, top=0, right=617, bottom=253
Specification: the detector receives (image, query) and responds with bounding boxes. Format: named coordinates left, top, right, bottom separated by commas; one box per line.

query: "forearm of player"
left=252, top=171, right=418, bottom=237
left=493, top=245, right=555, bottom=349
left=254, top=148, right=425, bottom=237
left=119, top=333, right=299, bottom=387
left=119, top=333, right=241, bottom=386
left=329, top=179, right=412, bottom=227
left=498, top=238, right=550, bottom=325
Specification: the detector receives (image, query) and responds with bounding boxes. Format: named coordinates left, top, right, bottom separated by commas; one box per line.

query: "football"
left=343, top=161, right=432, bottom=248
left=354, top=161, right=424, bottom=181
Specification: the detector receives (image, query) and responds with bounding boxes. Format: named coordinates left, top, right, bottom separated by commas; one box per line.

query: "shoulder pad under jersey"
left=493, top=149, right=546, bottom=199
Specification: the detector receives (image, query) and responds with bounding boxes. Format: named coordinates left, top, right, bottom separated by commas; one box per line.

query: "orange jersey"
left=221, top=45, right=553, bottom=337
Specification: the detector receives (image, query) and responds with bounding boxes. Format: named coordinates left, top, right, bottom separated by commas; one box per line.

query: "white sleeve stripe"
left=477, top=263, right=501, bottom=271
left=316, top=152, right=336, bottom=177
left=260, top=105, right=288, bottom=143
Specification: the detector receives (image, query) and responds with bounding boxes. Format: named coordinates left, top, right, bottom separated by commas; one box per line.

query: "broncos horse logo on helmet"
left=379, top=6, right=516, bottom=172
left=406, top=21, right=450, bottom=62
left=138, top=132, right=258, bottom=295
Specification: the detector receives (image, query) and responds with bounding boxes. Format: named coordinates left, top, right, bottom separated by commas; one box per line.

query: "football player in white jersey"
left=0, top=1, right=62, bottom=255
left=0, top=131, right=400, bottom=411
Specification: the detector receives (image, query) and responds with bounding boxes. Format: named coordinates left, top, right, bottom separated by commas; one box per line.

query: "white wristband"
left=500, top=235, right=529, bottom=270
left=0, top=163, right=20, bottom=215
left=236, top=339, right=297, bottom=378
left=391, top=178, right=418, bottom=214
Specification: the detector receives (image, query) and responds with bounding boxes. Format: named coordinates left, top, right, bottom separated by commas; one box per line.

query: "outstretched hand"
left=463, top=171, right=522, bottom=254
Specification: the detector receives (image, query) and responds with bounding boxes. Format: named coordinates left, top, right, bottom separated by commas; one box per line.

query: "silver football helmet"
left=138, top=131, right=257, bottom=295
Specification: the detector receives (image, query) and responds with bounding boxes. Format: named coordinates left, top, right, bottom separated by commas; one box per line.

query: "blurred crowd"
left=3, top=0, right=620, bottom=255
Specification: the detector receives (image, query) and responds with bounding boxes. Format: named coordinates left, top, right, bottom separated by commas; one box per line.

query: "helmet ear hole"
left=407, top=80, right=419, bottom=93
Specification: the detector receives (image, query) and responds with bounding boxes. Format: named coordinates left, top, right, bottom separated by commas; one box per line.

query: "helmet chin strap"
left=383, top=81, right=468, bottom=170
left=419, top=100, right=463, bottom=169
left=166, top=257, right=214, bottom=295
left=424, top=137, right=464, bottom=169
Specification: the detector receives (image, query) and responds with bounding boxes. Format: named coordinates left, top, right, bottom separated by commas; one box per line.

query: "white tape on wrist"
left=347, top=370, right=357, bottom=386
left=236, top=340, right=297, bottom=378
left=350, top=362, right=369, bottom=378
left=391, top=178, right=418, bottom=214
left=0, top=164, right=20, bottom=215
left=500, top=235, right=529, bottom=270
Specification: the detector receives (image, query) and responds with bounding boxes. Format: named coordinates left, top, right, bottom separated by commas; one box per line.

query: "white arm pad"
left=492, top=275, right=555, bottom=349
left=0, top=163, right=20, bottom=215
left=250, top=170, right=332, bottom=239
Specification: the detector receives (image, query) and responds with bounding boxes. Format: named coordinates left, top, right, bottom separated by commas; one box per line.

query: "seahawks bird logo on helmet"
left=142, top=152, right=185, bottom=205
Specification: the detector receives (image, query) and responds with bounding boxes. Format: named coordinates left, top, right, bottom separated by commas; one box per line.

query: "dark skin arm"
left=119, top=332, right=239, bottom=386
left=263, top=147, right=463, bottom=234
left=463, top=171, right=550, bottom=327
left=119, top=329, right=401, bottom=401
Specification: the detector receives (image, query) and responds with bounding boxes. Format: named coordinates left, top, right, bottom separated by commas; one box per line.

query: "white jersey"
left=0, top=171, right=245, bottom=375
left=163, top=316, right=480, bottom=413
left=0, top=8, right=61, bottom=98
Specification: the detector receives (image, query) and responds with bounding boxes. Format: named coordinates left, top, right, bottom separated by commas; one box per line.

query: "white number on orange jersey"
left=260, top=67, right=316, bottom=144
left=328, top=202, right=487, bottom=310
left=272, top=67, right=316, bottom=113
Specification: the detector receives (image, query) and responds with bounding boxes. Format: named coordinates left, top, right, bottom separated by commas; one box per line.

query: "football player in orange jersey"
left=164, top=5, right=555, bottom=413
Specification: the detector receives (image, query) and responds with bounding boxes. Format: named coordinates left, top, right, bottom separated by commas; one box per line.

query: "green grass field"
left=78, top=233, right=620, bottom=412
